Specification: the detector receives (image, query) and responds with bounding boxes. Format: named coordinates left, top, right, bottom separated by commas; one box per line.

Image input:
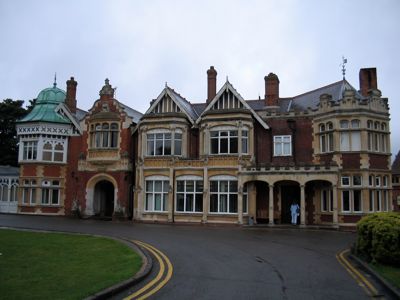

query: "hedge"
left=355, top=212, right=400, bottom=266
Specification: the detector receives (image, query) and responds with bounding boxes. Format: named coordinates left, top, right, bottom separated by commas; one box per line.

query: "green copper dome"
left=18, top=80, right=71, bottom=124
left=36, top=83, right=66, bottom=104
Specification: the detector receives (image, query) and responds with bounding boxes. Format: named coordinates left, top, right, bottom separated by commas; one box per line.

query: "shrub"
left=355, top=212, right=400, bottom=266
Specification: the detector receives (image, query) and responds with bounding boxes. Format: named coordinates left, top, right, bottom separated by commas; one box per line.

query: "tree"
left=0, top=99, right=29, bottom=166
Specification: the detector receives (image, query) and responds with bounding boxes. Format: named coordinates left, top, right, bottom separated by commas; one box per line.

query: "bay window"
left=147, top=130, right=182, bottom=156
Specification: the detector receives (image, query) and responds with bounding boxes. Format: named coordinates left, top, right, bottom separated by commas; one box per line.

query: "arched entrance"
left=93, top=180, right=114, bottom=217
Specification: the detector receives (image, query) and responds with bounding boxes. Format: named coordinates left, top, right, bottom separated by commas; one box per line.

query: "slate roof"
left=392, top=150, right=400, bottom=174
left=168, top=88, right=199, bottom=121
left=289, top=80, right=363, bottom=112
left=119, top=102, right=143, bottom=124
left=0, top=165, right=19, bottom=176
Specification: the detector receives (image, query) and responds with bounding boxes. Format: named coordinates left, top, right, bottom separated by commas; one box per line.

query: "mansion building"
left=12, top=66, right=393, bottom=228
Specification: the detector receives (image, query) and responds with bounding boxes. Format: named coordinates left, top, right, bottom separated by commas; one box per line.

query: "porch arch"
left=85, top=173, right=118, bottom=217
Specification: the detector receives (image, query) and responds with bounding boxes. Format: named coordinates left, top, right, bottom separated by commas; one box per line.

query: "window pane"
left=195, top=194, right=203, bottom=212
left=210, top=181, right=218, bottom=192
left=111, top=131, right=118, bottom=148
left=342, top=191, right=350, bottom=212
left=177, top=181, right=184, bottom=192
left=210, top=194, right=218, bottom=212
left=154, top=194, right=162, bottom=211
left=174, top=139, right=181, bottom=155
left=186, top=194, right=194, bottom=211
left=320, top=135, right=326, bottom=153
left=43, top=151, right=52, bottom=161
left=154, top=181, right=162, bottom=192
left=156, top=140, right=163, bottom=155
left=351, top=132, right=361, bottom=151
left=340, top=132, right=350, bottom=151
left=51, top=189, right=59, bottom=205
left=211, top=138, right=218, bottom=154
left=353, top=190, right=361, bottom=212
left=283, top=142, right=291, bottom=155
left=229, top=194, right=238, bottom=213
left=146, top=181, right=153, bottom=192
left=42, top=189, right=49, bottom=204
left=177, top=194, right=184, bottom=211
left=146, top=194, right=153, bottom=211
left=54, top=152, right=63, bottom=162
left=220, top=181, right=228, bottom=192
left=186, top=181, right=194, bottom=192
left=220, top=138, right=228, bottom=153
left=353, top=176, right=362, bottom=186
left=229, top=181, right=237, bottom=192
left=219, top=194, right=228, bottom=212
left=164, top=139, right=171, bottom=155
left=340, top=120, right=349, bottom=129
left=31, top=189, right=36, bottom=204
left=196, top=181, right=203, bottom=192
left=147, top=140, right=155, bottom=155
left=230, top=137, right=238, bottom=153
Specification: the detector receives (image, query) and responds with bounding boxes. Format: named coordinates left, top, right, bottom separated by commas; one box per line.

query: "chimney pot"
left=359, top=68, right=377, bottom=97
left=207, top=66, right=217, bottom=103
left=264, top=73, right=280, bottom=106
left=66, top=76, right=78, bottom=113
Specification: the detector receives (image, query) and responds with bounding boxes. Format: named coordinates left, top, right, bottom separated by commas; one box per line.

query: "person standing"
left=290, top=202, right=300, bottom=225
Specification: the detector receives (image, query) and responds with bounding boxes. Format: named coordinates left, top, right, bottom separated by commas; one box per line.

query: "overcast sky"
left=1, top=0, right=399, bottom=158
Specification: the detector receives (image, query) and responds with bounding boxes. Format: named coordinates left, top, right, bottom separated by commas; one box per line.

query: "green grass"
left=370, top=263, right=400, bottom=289
left=0, top=229, right=142, bottom=300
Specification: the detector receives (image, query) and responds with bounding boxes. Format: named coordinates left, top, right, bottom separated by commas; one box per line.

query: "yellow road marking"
left=336, top=249, right=379, bottom=297
left=124, top=240, right=173, bottom=300
left=136, top=241, right=173, bottom=300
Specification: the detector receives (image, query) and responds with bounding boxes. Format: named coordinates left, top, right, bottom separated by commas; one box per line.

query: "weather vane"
left=341, top=56, right=347, bottom=79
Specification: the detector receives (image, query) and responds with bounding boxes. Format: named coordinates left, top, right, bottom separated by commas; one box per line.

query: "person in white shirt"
left=290, top=202, right=300, bottom=225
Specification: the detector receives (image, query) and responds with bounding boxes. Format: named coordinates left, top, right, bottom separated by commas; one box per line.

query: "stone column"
left=238, top=184, right=243, bottom=225
left=332, top=185, right=338, bottom=226
left=269, top=184, right=274, bottom=225
left=202, top=167, right=208, bottom=223
left=168, top=167, right=174, bottom=222
left=300, top=185, right=305, bottom=225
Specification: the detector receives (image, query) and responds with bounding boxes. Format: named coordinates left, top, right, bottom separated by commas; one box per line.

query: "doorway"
left=94, top=180, right=114, bottom=217
left=279, top=183, right=300, bottom=224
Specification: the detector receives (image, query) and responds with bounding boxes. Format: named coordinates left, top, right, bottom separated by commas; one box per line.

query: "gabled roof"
left=196, top=81, right=269, bottom=129
left=392, top=150, right=400, bottom=174
left=144, top=86, right=198, bottom=124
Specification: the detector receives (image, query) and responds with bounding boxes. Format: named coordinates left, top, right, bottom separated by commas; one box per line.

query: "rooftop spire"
left=53, top=72, right=57, bottom=88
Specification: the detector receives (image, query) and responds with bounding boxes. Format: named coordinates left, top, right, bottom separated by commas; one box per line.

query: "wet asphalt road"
left=0, top=214, right=370, bottom=300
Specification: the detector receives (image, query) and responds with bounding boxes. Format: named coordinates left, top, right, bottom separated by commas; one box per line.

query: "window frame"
left=175, top=176, right=203, bottom=213
left=209, top=176, right=238, bottom=214
left=144, top=177, right=169, bottom=212
left=273, top=135, right=292, bottom=156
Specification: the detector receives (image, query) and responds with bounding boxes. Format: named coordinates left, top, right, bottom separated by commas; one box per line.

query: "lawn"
left=0, top=229, right=142, bottom=299
left=370, top=263, right=400, bottom=289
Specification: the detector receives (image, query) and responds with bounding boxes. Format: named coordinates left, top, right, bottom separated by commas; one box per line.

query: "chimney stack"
left=265, top=73, right=280, bottom=106
left=207, top=66, right=217, bottom=103
left=66, top=77, right=77, bottom=113
left=359, top=68, right=377, bottom=97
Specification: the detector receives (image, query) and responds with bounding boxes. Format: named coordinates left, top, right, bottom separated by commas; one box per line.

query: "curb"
left=0, top=226, right=153, bottom=300
left=349, top=254, right=400, bottom=299
left=85, top=238, right=153, bottom=300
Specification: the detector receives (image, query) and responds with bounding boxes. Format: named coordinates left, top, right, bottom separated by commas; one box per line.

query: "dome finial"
left=53, top=72, right=57, bottom=88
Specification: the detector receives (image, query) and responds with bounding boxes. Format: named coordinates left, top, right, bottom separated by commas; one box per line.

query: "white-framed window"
left=375, top=176, right=381, bottom=187
left=90, top=122, right=119, bottom=149
left=209, top=176, right=238, bottom=213
left=41, top=180, right=60, bottom=205
left=319, top=122, right=334, bottom=153
left=22, top=179, right=37, bottom=205
left=146, top=130, right=182, bottom=156
left=273, top=135, right=291, bottom=156
left=369, top=175, right=374, bottom=187
left=242, top=130, right=248, bottom=154
left=0, top=182, right=8, bottom=202
left=383, top=176, right=388, bottom=187
left=22, top=141, right=38, bottom=160
left=375, top=190, right=382, bottom=211
left=210, top=130, right=238, bottom=154
left=369, top=190, right=374, bottom=212
left=42, top=142, right=64, bottom=162
left=341, top=190, right=362, bottom=213
left=367, top=120, right=388, bottom=153
left=176, top=176, right=203, bottom=213
left=145, top=177, right=169, bottom=212
left=340, top=119, right=360, bottom=151
left=321, top=189, right=333, bottom=212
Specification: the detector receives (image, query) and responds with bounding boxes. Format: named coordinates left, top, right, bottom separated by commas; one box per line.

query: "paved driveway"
left=0, top=214, right=368, bottom=299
